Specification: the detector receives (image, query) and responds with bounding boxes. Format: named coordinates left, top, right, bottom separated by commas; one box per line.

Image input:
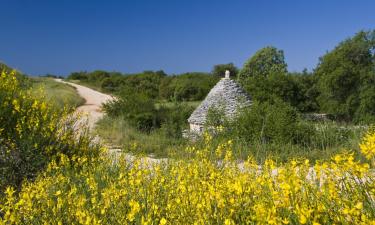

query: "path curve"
left=55, top=79, right=114, bottom=129
left=55, top=79, right=164, bottom=164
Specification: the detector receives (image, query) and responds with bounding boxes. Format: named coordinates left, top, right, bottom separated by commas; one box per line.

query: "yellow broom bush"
left=0, top=71, right=101, bottom=191
left=0, top=70, right=374, bottom=224
left=1, top=133, right=374, bottom=224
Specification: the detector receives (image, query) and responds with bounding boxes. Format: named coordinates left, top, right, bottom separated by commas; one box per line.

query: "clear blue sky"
left=1, top=0, right=374, bottom=76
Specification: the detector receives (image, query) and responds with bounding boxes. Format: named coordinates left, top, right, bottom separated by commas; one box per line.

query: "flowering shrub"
left=360, top=130, right=375, bottom=164
left=1, top=132, right=374, bottom=224
left=1, top=70, right=374, bottom=224
left=0, top=71, right=101, bottom=191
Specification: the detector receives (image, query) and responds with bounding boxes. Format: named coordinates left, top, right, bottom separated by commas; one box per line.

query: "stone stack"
left=188, top=74, right=252, bottom=133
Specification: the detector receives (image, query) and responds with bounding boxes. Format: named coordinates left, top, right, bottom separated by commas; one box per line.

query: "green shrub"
left=230, top=99, right=308, bottom=144
left=171, top=73, right=219, bottom=101
left=159, top=103, right=195, bottom=139
left=103, top=87, right=160, bottom=132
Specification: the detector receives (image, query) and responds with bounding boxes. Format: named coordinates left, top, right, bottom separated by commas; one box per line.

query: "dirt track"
left=55, top=79, right=114, bottom=129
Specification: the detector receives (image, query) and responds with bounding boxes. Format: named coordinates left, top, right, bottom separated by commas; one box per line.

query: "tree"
left=291, top=73, right=319, bottom=113
left=67, top=71, right=88, bottom=80
left=315, top=30, right=375, bottom=122
left=238, top=46, right=287, bottom=81
left=211, top=63, right=238, bottom=78
left=241, top=73, right=309, bottom=111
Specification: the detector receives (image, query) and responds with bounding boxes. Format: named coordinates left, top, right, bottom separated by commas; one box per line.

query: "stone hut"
left=187, top=70, right=252, bottom=133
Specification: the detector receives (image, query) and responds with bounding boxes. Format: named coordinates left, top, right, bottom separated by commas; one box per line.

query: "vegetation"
left=1, top=131, right=374, bottom=224
left=30, top=77, right=85, bottom=109
left=315, top=30, right=375, bottom=123
left=95, top=117, right=186, bottom=157
left=237, top=30, right=375, bottom=122
left=87, top=30, right=374, bottom=161
left=68, top=70, right=219, bottom=102
left=0, top=71, right=100, bottom=191
left=238, top=46, right=288, bottom=79
left=202, top=100, right=364, bottom=163
left=211, top=63, right=239, bottom=78
left=237, top=47, right=319, bottom=113
left=1, top=29, right=375, bottom=224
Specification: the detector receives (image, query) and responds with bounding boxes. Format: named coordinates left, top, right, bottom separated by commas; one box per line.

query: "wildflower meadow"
left=0, top=72, right=375, bottom=224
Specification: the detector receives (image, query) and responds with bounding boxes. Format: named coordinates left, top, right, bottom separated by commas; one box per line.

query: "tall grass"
left=95, top=114, right=366, bottom=164
left=205, top=120, right=366, bottom=163
left=30, top=78, right=85, bottom=109
left=95, top=116, right=187, bottom=158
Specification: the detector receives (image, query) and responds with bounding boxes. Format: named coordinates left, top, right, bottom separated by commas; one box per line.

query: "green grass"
left=95, top=116, right=188, bottom=158
left=30, top=78, right=85, bottom=109
left=95, top=115, right=367, bottom=163
left=205, top=120, right=366, bottom=163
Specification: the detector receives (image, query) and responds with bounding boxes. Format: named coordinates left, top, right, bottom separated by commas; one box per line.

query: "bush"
left=159, top=103, right=195, bottom=139
left=0, top=71, right=101, bottom=192
left=230, top=99, right=310, bottom=144
left=163, top=73, right=219, bottom=101
left=1, top=133, right=374, bottom=224
left=103, top=87, right=158, bottom=132
left=134, top=112, right=155, bottom=132
left=104, top=87, right=155, bottom=118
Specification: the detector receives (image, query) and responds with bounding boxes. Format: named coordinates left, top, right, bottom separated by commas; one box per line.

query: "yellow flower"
left=299, top=214, right=307, bottom=224
left=224, top=219, right=233, bottom=225
left=159, top=218, right=167, bottom=225
left=360, top=131, right=375, bottom=160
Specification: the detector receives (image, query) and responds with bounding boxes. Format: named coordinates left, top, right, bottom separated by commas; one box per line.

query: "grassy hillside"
left=30, top=78, right=85, bottom=109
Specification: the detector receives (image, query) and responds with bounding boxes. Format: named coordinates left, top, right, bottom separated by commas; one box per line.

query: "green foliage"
left=95, top=116, right=187, bottom=157
left=68, top=70, right=218, bottom=102
left=230, top=100, right=306, bottom=144
left=241, top=72, right=318, bottom=113
left=315, top=30, right=375, bottom=122
left=103, top=87, right=158, bottom=132
left=103, top=85, right=195, bottom=135
left=159, top=103, right=195, bottom=139
left=67, top=71, right=89, bottom=80
left=157, top=72, right=218, bottom=101
left=0, top=71, right=100, bottom=191
left=171, top=73, right=218, bottom=101
left=202, top=100, right=364, bottom=162
left=291, top=72, right=319, bottom=112
left=238, top=46, right=287, bottom=80
left=121, top=70, right=166, bottom=99
left=237, top=46, right=319, bottom=113
left=211, top=63, right=238, bottom=78
left=39, top=74, right=64, bottom=79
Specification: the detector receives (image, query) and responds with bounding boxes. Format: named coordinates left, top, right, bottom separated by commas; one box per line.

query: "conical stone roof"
left=188, top=78, right=252, bottom=125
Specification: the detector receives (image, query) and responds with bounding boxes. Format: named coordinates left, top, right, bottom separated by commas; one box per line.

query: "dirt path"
left=55, top=79, right=114, bottom=129
left=55, top=79, right=165, bottom=164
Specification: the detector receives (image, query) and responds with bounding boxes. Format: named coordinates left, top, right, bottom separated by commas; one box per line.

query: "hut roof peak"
left=187, top=77, right=252, bottom=125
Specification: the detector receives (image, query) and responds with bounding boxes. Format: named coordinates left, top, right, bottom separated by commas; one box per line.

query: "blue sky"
left=1, top=0, right=374, bottom=76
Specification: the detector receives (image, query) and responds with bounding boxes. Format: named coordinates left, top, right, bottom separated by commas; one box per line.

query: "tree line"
left=67, top=29, right=375, bottom=124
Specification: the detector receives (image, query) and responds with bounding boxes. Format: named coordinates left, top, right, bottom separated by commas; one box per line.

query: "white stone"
left=225, top=70, right=230, bottom=79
